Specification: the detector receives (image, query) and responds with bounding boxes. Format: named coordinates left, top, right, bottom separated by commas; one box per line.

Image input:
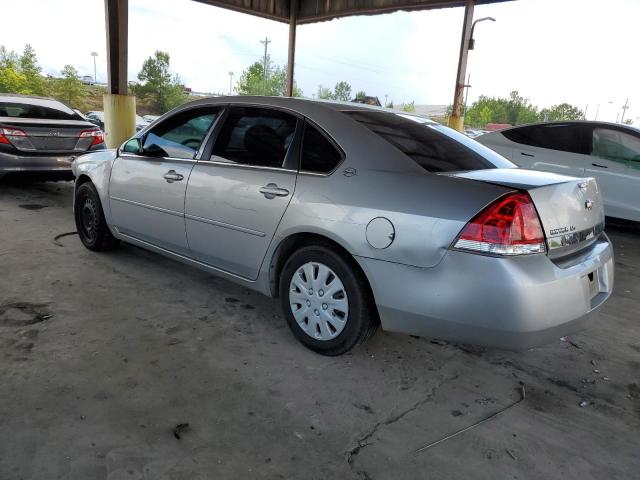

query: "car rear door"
left=586, top=126, right=640, bottom=221
left=501, top=123, right=591, bottom=177
left=185, top=106, right=300, bottom=280
left=109, top=106, right=220, bottom=255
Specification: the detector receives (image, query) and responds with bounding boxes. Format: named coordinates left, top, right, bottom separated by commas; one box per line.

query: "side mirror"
left=122, top=137, right=143, bottom=154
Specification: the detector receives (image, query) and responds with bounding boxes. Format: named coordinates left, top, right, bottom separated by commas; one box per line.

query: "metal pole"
left=463, top=73, right=471, bottom=115
left=448, top=0, right=474, bottom=132
left=286, top=0, right=298, bottom=97
left=621, top=97, right=629, bottom=123
left=260, top=37, right=271, bottom=95
left=91, top=52, right=98, bottom=83
left=228, top=71, right=233, bottom=95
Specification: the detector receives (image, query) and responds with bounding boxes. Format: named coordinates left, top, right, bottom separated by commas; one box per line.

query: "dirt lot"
left=1, top=178, right=639, bottom=480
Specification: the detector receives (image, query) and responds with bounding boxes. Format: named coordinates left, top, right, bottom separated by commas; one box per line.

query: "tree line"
left=462, top=90, right=587, bottom=127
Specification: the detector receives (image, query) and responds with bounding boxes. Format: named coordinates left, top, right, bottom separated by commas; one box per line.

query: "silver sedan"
left=72, top=97, right=614, bottom=355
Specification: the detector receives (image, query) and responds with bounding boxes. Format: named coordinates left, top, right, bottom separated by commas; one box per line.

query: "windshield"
left=343, top=110, right=515, bottom=173
left=0, top=100, right=84, bottom=121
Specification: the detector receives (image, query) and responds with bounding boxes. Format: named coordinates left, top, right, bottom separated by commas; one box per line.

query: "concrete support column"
left=448, top=0, right=474, bottom=132
left=103, top=93, right=136, bottom=148
left=285, top=0, right=298, bottom=97
left=104, top=0, right=135, bottom=147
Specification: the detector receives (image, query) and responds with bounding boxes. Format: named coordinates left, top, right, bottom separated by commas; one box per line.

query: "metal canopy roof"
left=194, top=0, right=509, bottom=24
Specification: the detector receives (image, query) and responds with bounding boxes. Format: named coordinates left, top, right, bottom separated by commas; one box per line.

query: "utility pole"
left=260, top=37, right=271, bottom=95
left=621, top=97, right=629, bottom=123
left=463, top=73, right=471, bottom=115
left=91, top=51, right=98, bottom=83
left=595, top=104, right=599, bottom=121
left=228, top=72, right=234, bottom=95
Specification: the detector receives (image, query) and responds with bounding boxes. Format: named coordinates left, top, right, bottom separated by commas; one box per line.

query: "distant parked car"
left=0, top=94, right=105, bottom=180
left=81, top=75, right=94, bottom=85
left=477, top=121, right=640, bottom=222
left=72, top=97, right=613, bottom=355
left=85, top=111, right=149, bottom=132
left=143, top=114, right=160, bottom=124
left=85, top=111, right=104, bottom=129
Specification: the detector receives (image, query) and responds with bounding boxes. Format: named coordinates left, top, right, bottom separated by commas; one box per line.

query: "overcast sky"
left=2, top=0, right=638, bottom=122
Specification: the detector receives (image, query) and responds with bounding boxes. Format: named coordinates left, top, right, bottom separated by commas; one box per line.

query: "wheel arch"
left=267, top=232, right=379, bottom=322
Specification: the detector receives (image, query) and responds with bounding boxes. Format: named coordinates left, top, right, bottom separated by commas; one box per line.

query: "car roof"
left=501, top=120, right=640, bottom=134
left=172, top=95, right=438, bottom=124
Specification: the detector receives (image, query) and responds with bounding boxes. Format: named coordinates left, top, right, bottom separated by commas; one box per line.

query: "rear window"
left=0, top=100, right=83, bottom=121
left=502, top=124, right=591, bottom=154
left=343, top=110, right=510, bottom=173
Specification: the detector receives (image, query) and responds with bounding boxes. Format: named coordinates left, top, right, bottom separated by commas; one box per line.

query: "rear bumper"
left=356, top=235, right=614, bottom=349
left=0, top=146, right=105, bottom=174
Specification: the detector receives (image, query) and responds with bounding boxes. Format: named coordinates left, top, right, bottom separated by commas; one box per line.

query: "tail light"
left=0, top=126, right=27, bottom=145
left=79, top=128, right=104, bottom=146
left=453, top=192, right=546, bottom=256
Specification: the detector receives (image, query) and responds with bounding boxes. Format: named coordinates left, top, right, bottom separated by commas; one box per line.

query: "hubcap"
left=289, top=262, right=349, bottom=341
left=81, top=197, right=97, bottom=241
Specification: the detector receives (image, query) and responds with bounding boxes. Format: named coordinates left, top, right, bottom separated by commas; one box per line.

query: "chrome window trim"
left=184, top=213, right=266, bottom=237
left=118, top=153, right=199, bottom=164
left=110, top=196, right=183, bottom=217
left=200, top=156, right=297, bottom=174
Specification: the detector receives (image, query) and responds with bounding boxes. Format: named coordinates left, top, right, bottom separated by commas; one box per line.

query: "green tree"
left=333, top=81, right=351, bottom=102
left=52, top=65, right=86, bottom=108
left=133, top=51, right=188, bottom=113
left=19, top=44, right=46, bottom=95
left=623, top=118, right=634, bottom=125
left=0, top=46, right=27, bottom=94
left=236, top=56, right=302, bottom=97
left=464, top=91, right=540, bottom=127
left=385, top=100, right=394, bottom=109
left=540, top=103, right=584, bottom=121
left=317, top=85, right=334, bottom=100
left=354, top=90, right=366, bottom=100
left=402, top=101, right=416, bottom=113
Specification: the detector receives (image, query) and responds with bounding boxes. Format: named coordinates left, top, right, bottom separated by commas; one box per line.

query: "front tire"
left=74, top=182, right=119, bottom=251
left=279, top=245, right=377, bottom=355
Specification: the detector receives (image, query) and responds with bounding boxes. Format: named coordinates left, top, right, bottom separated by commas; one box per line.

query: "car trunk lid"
left=0, top=118, right=97, bottom=153
left=451, top=168, right=605, bottom=259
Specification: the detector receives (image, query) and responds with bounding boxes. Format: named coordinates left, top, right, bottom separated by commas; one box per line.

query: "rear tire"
left=279, top=244, right=377, bottom=355
left=74, top=182, right=119, bottom=251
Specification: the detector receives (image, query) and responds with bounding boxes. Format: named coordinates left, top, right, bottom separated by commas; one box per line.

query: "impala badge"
left=585, top=200, right=594, bottom=210
left=48, top=130, right=60, bottom=136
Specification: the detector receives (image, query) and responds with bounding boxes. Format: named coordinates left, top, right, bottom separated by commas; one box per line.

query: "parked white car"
left=477, top=121, right=640, bottom=222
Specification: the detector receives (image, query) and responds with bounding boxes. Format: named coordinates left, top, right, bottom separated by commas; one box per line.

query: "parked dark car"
left=0, top=94, right=105, bottom=180
left=85, top=110, right=149, bottom=132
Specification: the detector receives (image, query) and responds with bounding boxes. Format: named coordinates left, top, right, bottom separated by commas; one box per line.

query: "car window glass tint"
left=0, top=101, right=83, bottom=120
left=502, top=124, right=590, bottom=154
left=300, top=123, right=342, bottom=173
left=344, top=110, right=495, bottom=172
left=212, top=107, right=297, bottom=168
left=142, top=108, right=217, bottom=159
left=592, top=128, right=640, bottom=164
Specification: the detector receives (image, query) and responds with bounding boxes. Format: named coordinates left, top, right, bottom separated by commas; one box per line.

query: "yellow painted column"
left=103, top=93, right=136, bottom=149
left=448, top=115, right=465, bottom=132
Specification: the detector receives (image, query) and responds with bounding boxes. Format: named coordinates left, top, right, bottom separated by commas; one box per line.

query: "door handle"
left=163, top=170, right=184, bottom=183
left=520, top=152, right=535, bottom=157
left=259, top=183, right=289, bottom=199
left=591, top=163, right=608, bottom=169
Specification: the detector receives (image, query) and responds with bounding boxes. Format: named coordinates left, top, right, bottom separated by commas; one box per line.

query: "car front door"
left=109, top=107, right=220, bottom=255
left=185, top=106, right=299, bottom=280
left=586, top=126, right=640, bottom=221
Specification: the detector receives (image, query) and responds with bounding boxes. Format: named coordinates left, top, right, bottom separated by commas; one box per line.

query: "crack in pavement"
left=345, top=373, right=459, bottom=471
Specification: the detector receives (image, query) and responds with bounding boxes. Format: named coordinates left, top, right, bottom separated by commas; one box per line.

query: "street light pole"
left=228, top=72, right=234, bottom=95
left=91, top=51, right=98, bottom=83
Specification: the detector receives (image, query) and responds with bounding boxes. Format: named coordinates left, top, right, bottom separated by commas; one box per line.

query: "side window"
left=300, top=123, right=343, bottom=173
left=212, top=107, right=297, bottom=168
left=503, top=124, right=590, bottom=154
left=142, top=107, right=218, bottom=159
left=592, top=128, right=640, bottom=164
